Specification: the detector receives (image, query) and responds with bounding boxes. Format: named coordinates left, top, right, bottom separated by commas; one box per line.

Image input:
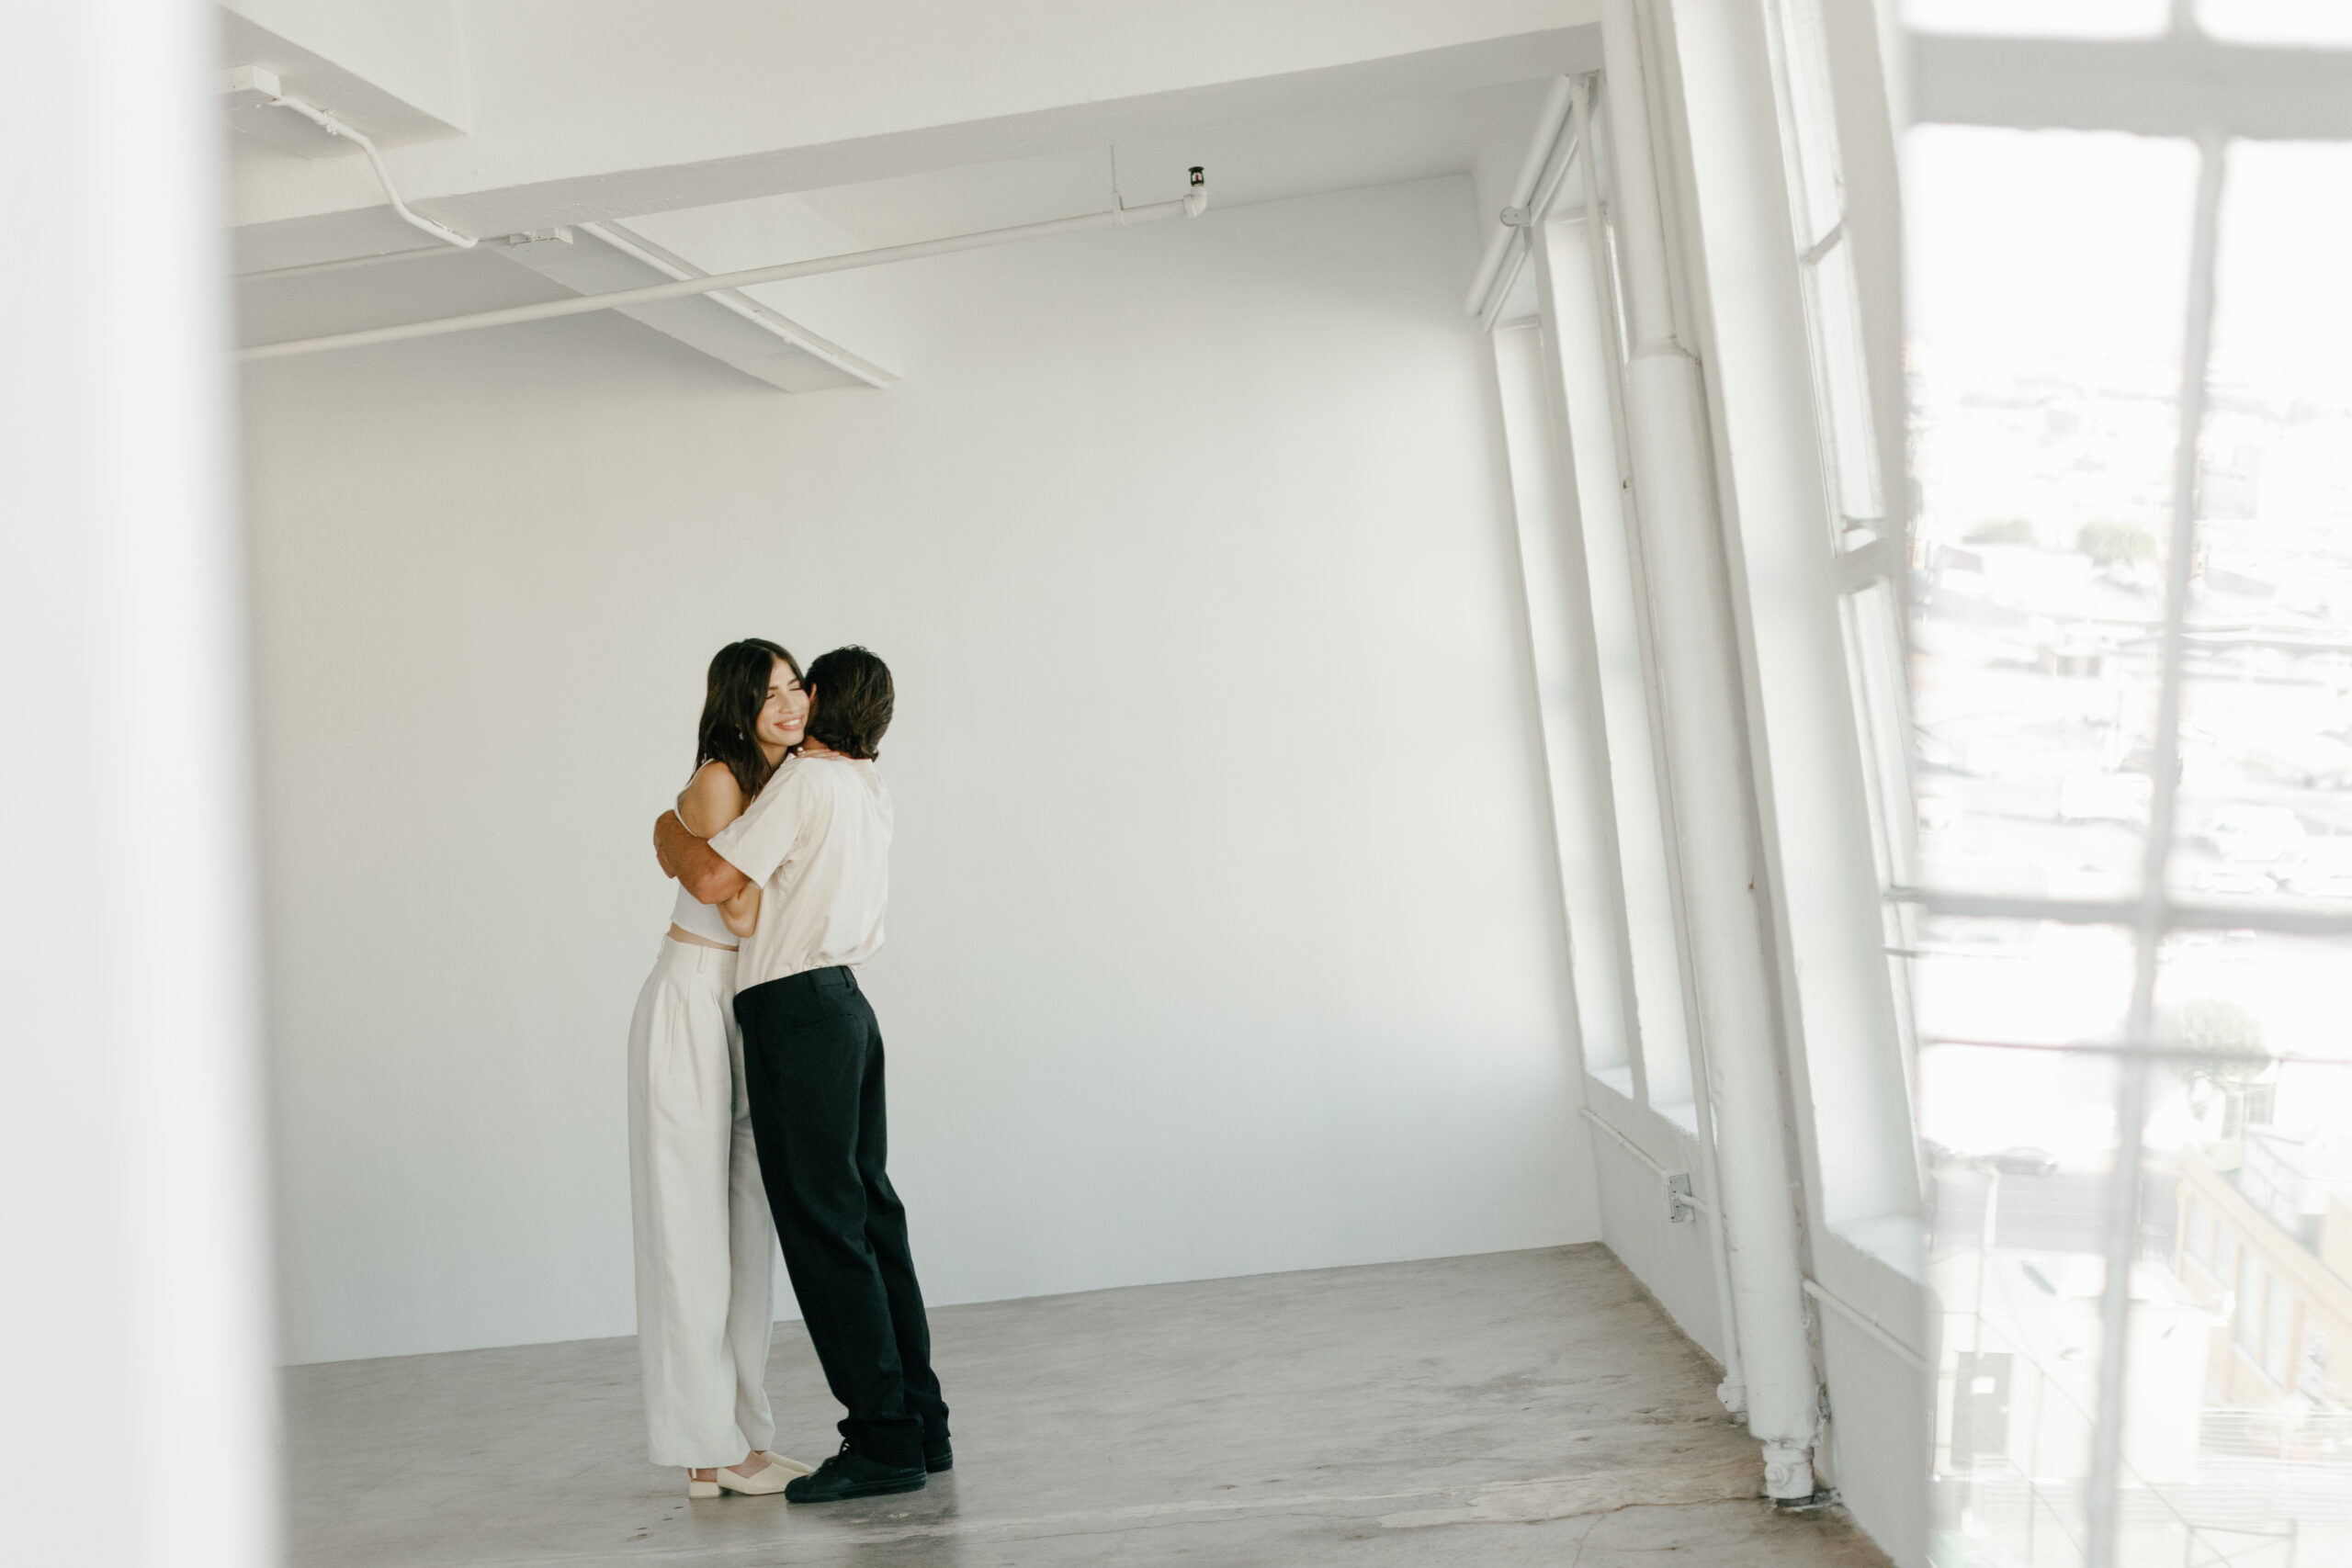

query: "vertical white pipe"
left=1596, top=0, right=1821, bottom=1496
left=0, top=1, right=278, bottom=1564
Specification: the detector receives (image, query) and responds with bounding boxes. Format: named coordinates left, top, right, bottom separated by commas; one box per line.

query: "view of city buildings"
left=1909, top=130, right=2352, bottom=1565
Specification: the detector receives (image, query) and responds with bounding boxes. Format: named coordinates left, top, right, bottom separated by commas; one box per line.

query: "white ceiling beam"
left=495, top=224, right=895, bottom=393
left=219, top=0, right=469, bottom=143
left=228, top=13, right=1603, bottom=271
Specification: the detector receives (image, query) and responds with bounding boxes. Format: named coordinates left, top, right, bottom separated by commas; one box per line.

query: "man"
left=654, top=646, right=949, bottom=1503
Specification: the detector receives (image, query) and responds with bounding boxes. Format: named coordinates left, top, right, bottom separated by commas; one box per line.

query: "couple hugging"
left=627, top=640, right=947, bottom=1504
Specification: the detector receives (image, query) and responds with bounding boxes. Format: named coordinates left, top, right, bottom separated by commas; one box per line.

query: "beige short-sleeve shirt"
left=707, top=753, right=892, bottom=990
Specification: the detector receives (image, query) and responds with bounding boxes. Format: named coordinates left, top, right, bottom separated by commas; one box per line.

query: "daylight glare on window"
left=2197, top=0, right=2352, bottom=46
left=1904, top=127, right=2197, bottom=908
left=2168, top=141, right=2352, bottom=916
left=1909, top=120, right=2352, bottom=1568
left=1901, top=0, right=2168, bottom=39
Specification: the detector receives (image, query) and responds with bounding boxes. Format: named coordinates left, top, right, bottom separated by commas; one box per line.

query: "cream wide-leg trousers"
left=626, top=938, right=778, bottom=1467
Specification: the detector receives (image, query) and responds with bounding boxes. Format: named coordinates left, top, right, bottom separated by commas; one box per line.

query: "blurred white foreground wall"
left=0, top=2, right=280, bottom=1565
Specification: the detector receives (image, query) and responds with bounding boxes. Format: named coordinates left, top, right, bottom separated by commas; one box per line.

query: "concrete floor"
left=284, top=1246, right=1890, bottom=1567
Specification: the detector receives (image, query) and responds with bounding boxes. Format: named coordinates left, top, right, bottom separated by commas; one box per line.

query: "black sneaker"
left=783, top=1443, right=928, bottom=1504
left=924, top=1437, right=953, bottom=1474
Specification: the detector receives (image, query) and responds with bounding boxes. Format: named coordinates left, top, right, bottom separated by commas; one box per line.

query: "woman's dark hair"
left=804, top=646, right=893, bottom=761
left=695, top=638, right=802, bottom=799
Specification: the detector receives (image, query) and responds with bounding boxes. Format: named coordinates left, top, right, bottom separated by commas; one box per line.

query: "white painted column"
left=1596, top=0, right=1822, bottom=1497
left=0, top=2, right=279, bottom=1564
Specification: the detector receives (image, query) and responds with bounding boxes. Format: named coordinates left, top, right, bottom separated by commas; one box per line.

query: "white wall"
left=241, top=175, right=1601, bottom=1364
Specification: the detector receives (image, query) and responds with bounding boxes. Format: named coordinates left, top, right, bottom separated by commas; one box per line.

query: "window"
left=1766, top=0, right=1883, bottom=534
left=1534, top=190, right=1703, bottom=1115
left=2197, top=0, right=2352, bottom=46
left=1904, top=10, right=2352, bottom=1566
left=2236, top=1255, right=2263, bottom=1356
left=1752, top=0, right=1926, bottom=1229
left=2263, top=1275, right=2295, bottom=1385
left=1905, top=0, right=2168, bottom=38
left=1496, top=81, right=1708, bottom=1122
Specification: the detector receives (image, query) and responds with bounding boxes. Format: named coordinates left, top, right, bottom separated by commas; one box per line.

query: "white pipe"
left=576, top=221, right=895, bottom=389
left=239, top=173, right=1208, bottom=363
left=263, top=93, right=476, bottom=251
left=1577, top=1106, right=1713, bottom=1213
left=236, top=245, right=471, bottom=284
left=1568, top=76, right=1748, bottom=1421
left=1596, top=0, right=1822, bottom=1499
left=1477, top=119, right=1586, bottom=333
left=1464, top=77, right=1576, bottom=317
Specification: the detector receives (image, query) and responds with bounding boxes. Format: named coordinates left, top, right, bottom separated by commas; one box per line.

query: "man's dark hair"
left=804, top=646, right=894, bottom=760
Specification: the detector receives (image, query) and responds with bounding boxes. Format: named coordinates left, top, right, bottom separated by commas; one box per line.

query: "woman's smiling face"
left=754, top=658, right=808, bottom=754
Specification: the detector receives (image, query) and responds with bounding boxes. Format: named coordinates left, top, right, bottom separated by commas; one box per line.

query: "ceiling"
left=223, top=0, right=1599, bottom=389
left=233, top=73, right=1557, bottom=381
left=783, top=78, right=1554, bottom=249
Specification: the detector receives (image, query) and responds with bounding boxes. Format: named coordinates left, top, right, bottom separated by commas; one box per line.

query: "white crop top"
left=670, top=882, right=738, bottom=945
left=669, top=766, right=744, bottom=945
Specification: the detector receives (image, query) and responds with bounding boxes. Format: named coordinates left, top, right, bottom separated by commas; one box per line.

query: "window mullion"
left=2085, top=127, right=2230, bottom=1568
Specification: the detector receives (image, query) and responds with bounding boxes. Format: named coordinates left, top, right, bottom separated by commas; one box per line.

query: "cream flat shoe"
left=686, top=1477, right=721, bottom=1500
left=759, top=1450, right=816, bottom=1477
left=715, top=1459, right=795, bottom=1495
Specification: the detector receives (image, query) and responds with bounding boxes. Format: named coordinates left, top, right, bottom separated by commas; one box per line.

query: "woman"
left=627, top=638, right=812, bottom=1497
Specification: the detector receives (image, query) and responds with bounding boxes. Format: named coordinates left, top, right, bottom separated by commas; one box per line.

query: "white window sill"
left=1811, top=1210, right=1931, bottom=1370
left=1830, top=1209, right=1927, bottom=1287
left=1588, top=1064, right=1636, bottom=1103
left=1654, top=1098, right=1701, bottom=1138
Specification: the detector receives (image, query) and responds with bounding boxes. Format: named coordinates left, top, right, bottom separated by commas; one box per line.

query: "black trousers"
left=734, top=965, right=947, bottom=1468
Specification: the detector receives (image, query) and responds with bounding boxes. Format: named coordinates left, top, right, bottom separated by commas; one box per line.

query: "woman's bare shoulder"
left=677, top=760, right=749, bottom=837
